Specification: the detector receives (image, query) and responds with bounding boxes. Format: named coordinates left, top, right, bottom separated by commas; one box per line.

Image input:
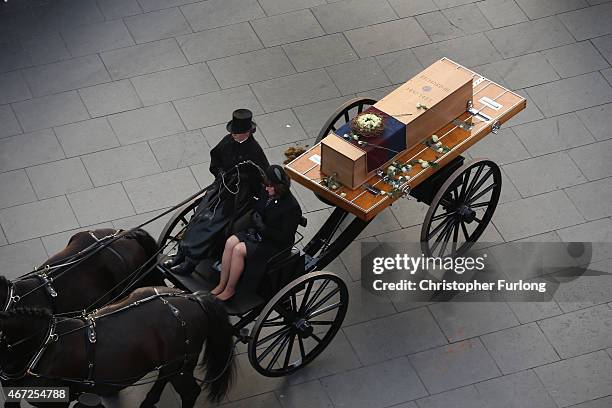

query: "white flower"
left=421, top=161, right=430, bottom=169
left=340, top=192, right=347, bottom=198
left=436, top=147, right=444, bottom=153
left=431, top=135, right=439, bottom=143
left=435, top=141, right=442, bottom=147
left=352, top=134, right=359, bottom=140
left=418, top=159, right=426, bottom=164
left=356, top=113, right=383, bottom=129
left=331, top=184, right=338, bottom=190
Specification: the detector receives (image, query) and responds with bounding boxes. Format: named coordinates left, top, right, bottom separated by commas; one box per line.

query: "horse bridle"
left=2, top=280, right=19, bottom=312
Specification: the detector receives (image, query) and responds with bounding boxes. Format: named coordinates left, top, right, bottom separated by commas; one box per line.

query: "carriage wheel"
left=314, top=97, right=377, bottom=205
left=156, top=194, right=204, bottom=254
left=248, top=271, right=348, bottom=377
left=420, top=159, right=502, bottom=257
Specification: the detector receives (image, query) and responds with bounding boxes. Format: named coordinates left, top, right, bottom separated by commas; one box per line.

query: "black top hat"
left=226, top=109, right=257, bottom=134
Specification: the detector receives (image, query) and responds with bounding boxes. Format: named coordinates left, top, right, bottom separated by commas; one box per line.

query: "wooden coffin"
left=375, top=58, right=473, bottom=148
left=320, top=134, right=367, bottom=189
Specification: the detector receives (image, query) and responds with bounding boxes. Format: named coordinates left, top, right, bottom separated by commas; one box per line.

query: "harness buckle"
left=10, top=294, right=20, bottom=304
left=49, top=334, right=58, bottom=343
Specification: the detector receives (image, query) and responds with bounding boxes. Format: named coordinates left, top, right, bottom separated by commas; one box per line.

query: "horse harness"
left=2, top=290, right=203, bottom=385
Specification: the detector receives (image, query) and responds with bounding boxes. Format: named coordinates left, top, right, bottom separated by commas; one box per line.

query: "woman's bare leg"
left=211, top=235, right=239, bottom=295
left=216, top=242, right=246, bottom=301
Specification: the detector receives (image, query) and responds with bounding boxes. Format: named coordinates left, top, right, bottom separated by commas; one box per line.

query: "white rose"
left=431, top=135, right=439, bottom=143
left=437, top=147, right=444, bottom=153
left=435, top=141, right=442, bottom=147
left=421, top=161, right=430, bottom=168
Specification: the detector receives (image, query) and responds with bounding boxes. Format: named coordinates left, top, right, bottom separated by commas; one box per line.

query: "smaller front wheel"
left=247, top=271, right=349, bottom=377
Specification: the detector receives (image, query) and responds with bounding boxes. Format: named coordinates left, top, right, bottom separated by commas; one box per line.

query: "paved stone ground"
left=1, top=0, right=612, bottom=407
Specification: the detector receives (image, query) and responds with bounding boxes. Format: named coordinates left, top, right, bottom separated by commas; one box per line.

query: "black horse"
left=0, top=228, right=163, bottom=314
left=0, top=288, right=235, bottom=408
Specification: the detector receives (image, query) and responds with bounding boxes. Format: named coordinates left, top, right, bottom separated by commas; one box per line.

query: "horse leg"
left=169, top=364, right=201, bottom=408
left=139, top=374, right=169, bottom=408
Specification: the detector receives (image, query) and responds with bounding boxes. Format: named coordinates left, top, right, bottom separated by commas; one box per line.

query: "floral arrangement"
left=350, top=112, right=385, bottom=138
left=423, top=135, right=451, bottom=154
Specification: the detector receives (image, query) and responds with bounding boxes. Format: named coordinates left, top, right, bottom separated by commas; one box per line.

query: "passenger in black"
left=164, top=109, right=270, bottom=275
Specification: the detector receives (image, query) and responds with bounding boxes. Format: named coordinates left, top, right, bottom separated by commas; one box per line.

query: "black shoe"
left=162, top=254, right=184, bottom=269
left=170, top=259, right=196, bottom=276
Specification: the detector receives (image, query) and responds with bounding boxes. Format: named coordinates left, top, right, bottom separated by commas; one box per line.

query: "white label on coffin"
left=310, top=154, right=321, bottom=165
left=478, top=96, right=502, bottom=111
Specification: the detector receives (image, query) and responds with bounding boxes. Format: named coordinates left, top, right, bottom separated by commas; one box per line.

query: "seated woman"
left=212, top=165, right=302, bottom=301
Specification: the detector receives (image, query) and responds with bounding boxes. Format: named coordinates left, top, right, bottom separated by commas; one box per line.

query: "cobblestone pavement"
left=1, top=0, right=612, bottom=407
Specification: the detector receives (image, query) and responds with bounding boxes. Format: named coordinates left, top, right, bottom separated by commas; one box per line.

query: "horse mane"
left=0, top=276, right=8, bottom=287
left=0, top=307, right=52, bottom=320
left=122, top=228, right=159, bottom=259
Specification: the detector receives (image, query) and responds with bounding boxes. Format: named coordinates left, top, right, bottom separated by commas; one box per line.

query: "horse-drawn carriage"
left=0, top=58, right=525, bottom=407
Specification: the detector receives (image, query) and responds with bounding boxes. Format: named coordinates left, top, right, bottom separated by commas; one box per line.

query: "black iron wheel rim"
left=421, top=159, right=502, bottom=258
left=248, top=272, right=349, bottom=377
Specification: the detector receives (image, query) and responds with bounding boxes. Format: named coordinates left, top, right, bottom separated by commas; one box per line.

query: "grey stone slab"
left=416, top=386, right=484, bottom=408
left=101, top=39, right=188, bottom=81
left=416, top=11, right=464, bottom=42
left=432, top=0, right=478, bottom=7
left=259, top=0, right=326, bottom=15
left=557, top=218, right=612, bottom=263
left=0, top=170, right=36, bottom=210
left=346, top=17, right=431, bottom=58
left=54, top=117, right=120, bottom=157
left=0, top=130, right=65, bottom=173
left=81, top=142, right=161, bottom=186
left=26, top=158, right=93, bottom=200
left=485, top=17, right=575, bottom=59
left=208, top=47, right=295, bottom=89
left=137, top=0, right=197, bottom=12
left=527, top=73, right=612, bottom=118
left=96, top=0, right=142, bottom=19
left=568, top=139, right=612, bottom=180
left=326, top=58, right=391, bottom=95
left=67, top=183, right=135, bottom=226
left=476, top=370, right=558, bottom=408
left=516, top=0, right=588, bottom=19
left=601, top=67, right=612, bottom=85
left=0, top=41, right=31, bottom=73
left=577, top=103, right=612, bottom=141
left=78, top=80, right=142, bottom=118
left=535, top=351, right=612, bottom=407
left=0, top=104, right=21, bottom=138
left=568, top=396, right=612, bottom=408
left=443, top=5, right=493, bottom=35
left=31, top=0, right=104, bottom=35
left=476, top=0, right=528, bottom=28
left=512, top=113, right=596, bottom=157
left=498, top=167, right=523, bottom=203
left=466, top=128, right=530, bottom=165
left=312, top=0, right=397, bottom=34
left=344, top=307, right=447, bottom=365
left=559, top=2, right=612, bottom=40
left=124, top=7, right=191, bottom=44
left=428, top=301, right=519, bottom=342
left=123, top=167, right=198, bottom=213
left=174, top=85, right=263, bottom=129
left=12, top=91, right=89, bottom=132
left=176, top=23, right=263, bottom=64
left=375, top=48, right=424, bottom=85
left=494, top=190, right=584, bottom=241
left=256, top=109, right=308, bottom=147
left=40, top=222, right=113, bottom=256
left=413, top=32, right=501, bottom=68
left=108, top=103, right=185, bottom=145
left=0, top=196, right=79, bottom=243
left=132, top=63, right=219, bottom=106
left=61, top=19, right=134, bottom=57
left=592, top=34, right=612, bottom=65
left=542, top=42, right=610, bottom=78
left=409, top=338, right=501, bottom=394
left=276, top=380, right=333, bottom=408
left=227, top=353, right=286, bottom=400
left=565, top=177, right=612, bottom=220
left=507, top=300, right=562, bottom=324
left=21, top=32, right=70, bottom=65
left=0, top=228, right=6, bottom=246
left=388, top=0, right=438, bottom=17
left=321, top=357, right=427, bottom=408
left=251, top=9, right=325, bottom=47
left=388, top=196, right=429, bottom=229
left=286, top=330, right=361, bottom=385
left=343, top=279, right=397, bottom=326
left=0, top=239, right=48, bottom=279
left=222, top=393, right=281, bottom=408
left=489, top=53, right=561, bottom=89
left=506, top=89, right=545, bottom=127
left=0, top=70, right=31, bottom=105
left=504, top=152, right=587, bottom=197
left=481, top=323, right=559, bottom=374
left=22, top=55, right=110, bottom=97
left=251, top=69, right=340, bottom=112
left=551, top=261, right=612, bottom=313
left=539, top=304, right=612, bottom=359
left=282, top=34, right=357, bottom=72
left=181, top=0, right=264, bottom=31
left=148, top=130, right=210, bottom=171
left=292, top=96, right=352, bottom=138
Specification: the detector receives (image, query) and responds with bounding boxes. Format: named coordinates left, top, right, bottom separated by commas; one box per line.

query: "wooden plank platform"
left=285, top=58, right=526, bottom=221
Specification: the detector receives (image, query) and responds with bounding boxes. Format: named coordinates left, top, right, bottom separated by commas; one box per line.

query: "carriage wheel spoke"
left=283, top=333, right=296, bottom=370
left=305, top=287, right=340, bottom=317
left=299, top=281, right=314, bottom=313
left=267, top=333, right=292, bottom=371
left=307, top=301, right=342, bottom=319
left=256, top=326, right=291, bottom=347
left=261, top=321, right=286, bottom=328
left=258, top=331, right=291, bottom=363
left=344, top=111, right=350, bottom=123
left=436, top=219, right=455, bottom=257
left=451, top=220, right=460, bottom=255
left=461, top=220, right=470, bottom=241
left=308, top=320, right=334, bottom=325
left=432, top=210, right=457, bottom=222
left=304, top=279, right=331, bottom=312
left=466, top=168, right=493, bottom=201
left=465, top=164, right=485, bottom=199
left=358, top=103, right=365, bottom=113
left=459, top=168, right=471, bottom=201
left=467, top=183, right=497, bottom=205
left=440, top=196, right=453, bottom=209
left=470, top=201, right=491, bottom=209
left=310, top=333, right=323, bottom=344
left=428, top=215, right=453, bottom=241
left=298, top=335, right=306, bottom=359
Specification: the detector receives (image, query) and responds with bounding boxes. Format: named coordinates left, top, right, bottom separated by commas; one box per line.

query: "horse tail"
left=197, top=294, right=235, bottom=402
